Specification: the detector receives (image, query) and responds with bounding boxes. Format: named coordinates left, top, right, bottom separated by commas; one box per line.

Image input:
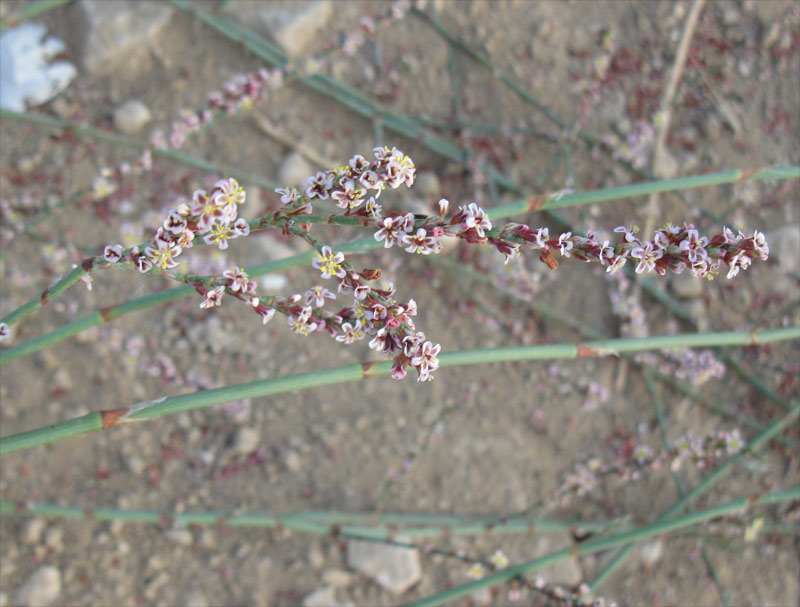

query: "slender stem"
left=404, top=486, right=800, bottom=606
left=0, top=500, right=618, bottom=537
left=1, top=327, right=797, bottom=456
left=0, top=0, right=73, bottom=31
left=0, top=263, right=89, bottom=327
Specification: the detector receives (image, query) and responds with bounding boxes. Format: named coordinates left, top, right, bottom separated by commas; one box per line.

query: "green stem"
left=0, top=500, right=618, bottom=537
left=1, top=327, right=797, bottom=456
left=405, top=486, right=800, bottom=606
left=0, top=0, right=73, bottom=31
left=0, top=263, right=90, bottom=327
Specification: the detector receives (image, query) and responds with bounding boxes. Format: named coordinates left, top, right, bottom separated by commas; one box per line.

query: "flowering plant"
left=1, top=1, right=798, bottom=606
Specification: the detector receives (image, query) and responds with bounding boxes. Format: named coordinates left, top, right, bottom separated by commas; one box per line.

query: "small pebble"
left=639, top=540, right=664, bottom=565
left=113, top=100, right=152, bottom=135
left=165, top=528, right=193, bottom=547
left=232, top=427, right=261, bottom=455
left=283, top=449, right=302, bottom=473
left=20, top=517, right=46, bottom=545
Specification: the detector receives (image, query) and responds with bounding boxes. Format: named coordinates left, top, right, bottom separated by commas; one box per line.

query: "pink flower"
left=726, top=250, right=751, bottom=279
left=460, top=203, right=492, bottom=238
left=631, top=242, right=663, bottom=273
left=557, top=232, right=574, bottom=257
left=336, top=320, right=365, bottom=344
left=312, top=246, right=346, bottom=279
left=200, top=286, right=225, bottom=308
left=304, top=285, right=336, bottom=308
left=145, top=239, right=182, bottom=269
left=103, top=244, right=123, bottom=263
left=275, top=187, right=300, bottom=205
left=400, top=228, right=442, bottom=255
left=411, top=340, right=441, bottom=382
left=223, top=267, right=251, bottom=292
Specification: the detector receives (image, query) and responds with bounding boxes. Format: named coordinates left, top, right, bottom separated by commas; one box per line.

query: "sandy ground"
left=1, top=1, right=799, bottom=606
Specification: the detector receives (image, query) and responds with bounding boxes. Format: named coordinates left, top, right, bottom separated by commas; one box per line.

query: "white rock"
left=0, top=23, right=76, bottom=111
left=233, top=427, right=261, bottom=455
left=278, top=151, right=314, bottom=188
left=233, top=1, right=332, bottom=57
left=15, top=565, right=61, bottom=607
left=347, top=539, right=421, bottom=594
left=0, top=590, right=8, bottom=607
left=113, top=100, right=152, bottom=135
left=766, top=226, right=800, bottom=274
left=66, top=0, right=173, bottom=74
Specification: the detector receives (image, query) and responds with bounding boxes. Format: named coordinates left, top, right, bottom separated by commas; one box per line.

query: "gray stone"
left=232, top=1, right=333, bottom=57
left=67, top=1, right=173, bottom=74
left=347, top=539, right=421, bottom=594
left=766, top=226, right=800, bottom=274
left=113, top=100, right=152, bottom=135
left=15, top=566, right=61, bottom=607
left=278, top=151, right=314, bottom=188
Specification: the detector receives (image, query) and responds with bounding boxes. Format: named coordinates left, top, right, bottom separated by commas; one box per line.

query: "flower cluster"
left=671, top=428, right=746, bottom=470
left=607, top=270, right=726, bottom=385
left=303, top=244, right=441, bottom=382
left=297, top=145, right=417, bottom=212
left=556, top=428, right=745, bottom=500
left=495, top=222, right=768, bottom=278
left=103, top=178, right=250, bottom=273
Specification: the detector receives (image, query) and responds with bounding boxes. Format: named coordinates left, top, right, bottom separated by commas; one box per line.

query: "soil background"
left=0, top=1, right=799, bottom=606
